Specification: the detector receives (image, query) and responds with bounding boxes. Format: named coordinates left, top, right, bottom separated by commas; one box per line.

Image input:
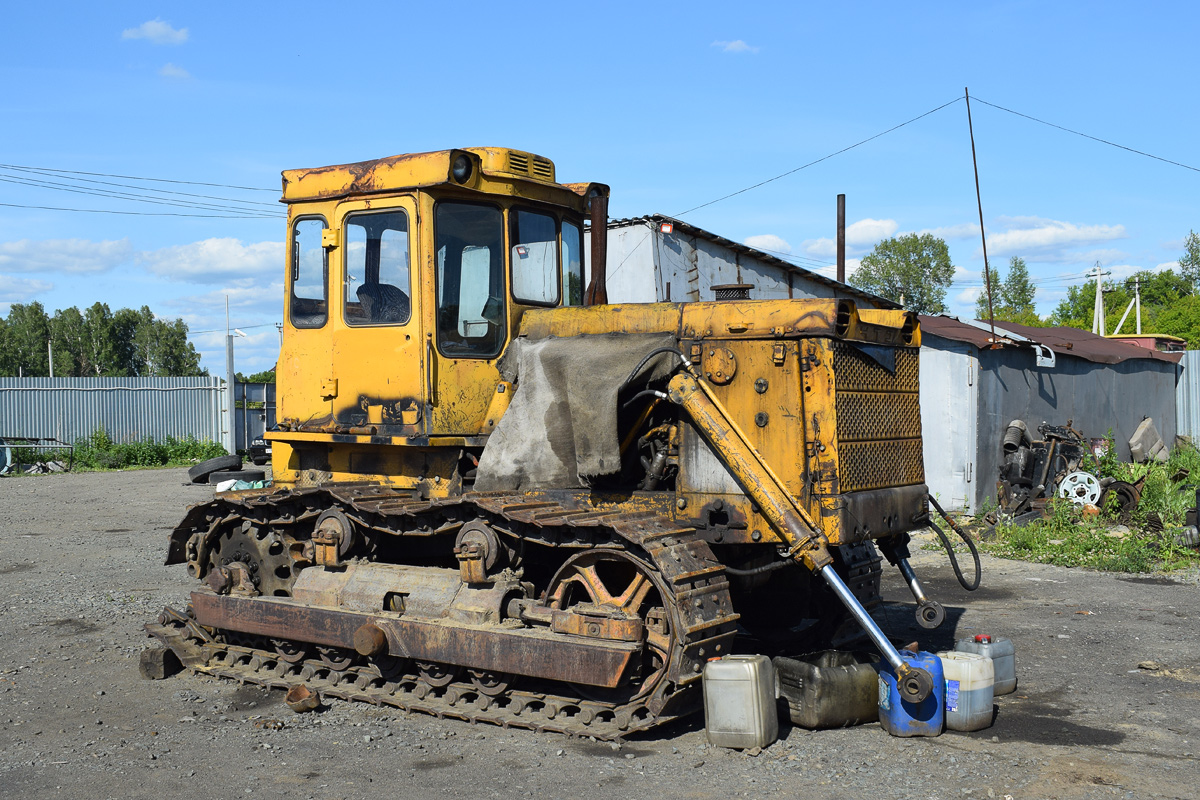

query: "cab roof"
left=280, top=147, right=602, bottom=209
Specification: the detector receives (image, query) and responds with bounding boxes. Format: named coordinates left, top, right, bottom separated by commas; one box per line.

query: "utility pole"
left=1134, top=276, right=1142, bottom=335
left=1090, top=264, right=1111, bottom=335
left=48, top=339, right=53, bottom=378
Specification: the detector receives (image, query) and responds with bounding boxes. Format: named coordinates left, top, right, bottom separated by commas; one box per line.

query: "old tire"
left=208, top=468, right=265, bottom=485
left=188, top=454, right=241, bottom=484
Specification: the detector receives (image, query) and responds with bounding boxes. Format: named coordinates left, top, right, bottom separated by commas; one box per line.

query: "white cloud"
left=1155, top=261, right=1179, bottom=273
left=986, top=216, right=1126, bottom=258
left=743, top=234, right=791, bottom=255
left=802, top=218, right=898, bottom=258
left=0, top=238, right=133, bottom=274
left=912, top=223, right=980, bottom=240
left=140, top=238, right=283, bottom=284
left=122, top=19, right=188, bottom=45
left=0, top=275, right=54, bottom=309
left=159, top=63, right=191, bottom=79
left=711, top=40, right=759, bottom=54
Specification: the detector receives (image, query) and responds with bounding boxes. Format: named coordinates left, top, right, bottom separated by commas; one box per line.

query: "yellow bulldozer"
left=148, top=147, right=952, bottom=738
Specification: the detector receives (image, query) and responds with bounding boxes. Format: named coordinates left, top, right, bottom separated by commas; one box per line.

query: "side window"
left=344, top=211, right=411, bottom=326
left=435, top=202, right=505, bottom=358
left=562, top=220, right=583, bottom=306
left=511, top=209, right=559, bottom=306
left=290, top=217, right=327, bottom=328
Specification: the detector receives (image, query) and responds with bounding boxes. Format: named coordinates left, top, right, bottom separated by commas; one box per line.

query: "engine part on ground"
left=1057, top=471, right=1101, bottom=506
left=188, top=454, right=242, bottom=484
left=1098, top=479, right=1142, bottom=518
left=1002, top=420, right=1030, bottom=453
left=285, top=684, right=321, bottom=712
left=1129, top=417, right=1168, bottom=463
left=138, top=646, right=182, bottom=680
left=208, top=468, right=265, bottom=485
left=998, top=420, right=1088, bottom=514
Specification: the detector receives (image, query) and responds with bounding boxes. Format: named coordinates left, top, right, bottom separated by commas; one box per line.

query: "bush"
left=69, top=427, right=226, bottom=471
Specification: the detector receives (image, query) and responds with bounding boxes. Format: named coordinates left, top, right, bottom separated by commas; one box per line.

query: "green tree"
left=976, top=256, right=1038, bottom=323
left=1179, top=230, right=1200, bottom=293
left=237, top=368, right=276, bottom=383
left=3, top=302, right=51, bottom=376
left=853, top=233, right=956, bottom=314
left=0, top=314, right=13, bottom=376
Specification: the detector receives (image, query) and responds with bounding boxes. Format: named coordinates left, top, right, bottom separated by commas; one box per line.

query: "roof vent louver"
left=508, top=153, right=530, bottom=174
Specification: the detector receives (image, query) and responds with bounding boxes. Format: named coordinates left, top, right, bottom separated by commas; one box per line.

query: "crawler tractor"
left=148, top=148, right=946, bottom=738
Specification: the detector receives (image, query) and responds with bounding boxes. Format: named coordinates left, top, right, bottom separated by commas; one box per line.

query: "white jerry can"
left=702, top=655, right=779, bottom=749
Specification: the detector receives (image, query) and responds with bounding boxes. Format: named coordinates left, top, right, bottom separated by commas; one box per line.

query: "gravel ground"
left=1, top=468, right=1198, bottom=800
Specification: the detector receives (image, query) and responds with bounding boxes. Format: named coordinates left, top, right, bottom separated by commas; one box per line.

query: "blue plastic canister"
left=878, top=651, right=945, bottom=737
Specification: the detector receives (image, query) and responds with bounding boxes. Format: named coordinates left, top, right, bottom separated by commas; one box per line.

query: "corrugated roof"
left=919, top=315, right=1181, bottom=365
left=606, top=214, right=899, bottom=310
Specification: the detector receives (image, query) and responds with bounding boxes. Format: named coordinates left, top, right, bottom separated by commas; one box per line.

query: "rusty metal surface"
left=190, top=591, right=639, bottom=688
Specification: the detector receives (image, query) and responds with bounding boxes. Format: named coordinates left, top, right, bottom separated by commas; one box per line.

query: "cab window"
left=344, top=211, right=411, bottom=326
left=435, top=202, right=505, bottom=358
left=562, top=219, right=583, bottom=306
left=511, top=209, right=559, bottom=306
left=290, top=217, right=327, bottom=328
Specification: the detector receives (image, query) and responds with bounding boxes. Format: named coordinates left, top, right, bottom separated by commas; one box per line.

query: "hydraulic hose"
left=619, top=347, right=688, bottom=390
left=926, top=494, right=981, bottom=591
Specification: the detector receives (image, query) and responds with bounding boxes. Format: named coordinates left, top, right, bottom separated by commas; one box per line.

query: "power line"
left=2, top=164, right=280, bottom=208
left=190, top=322, right=279, bottom=335
left=0, top=201, right=275, bottom=219
left=0, top=173, right=279, bottom=217
left=0, top=162, right=277, bottom=192
left=673, top=97, right=964, bottom=217
left=971, top=97, right=1200, bottom=174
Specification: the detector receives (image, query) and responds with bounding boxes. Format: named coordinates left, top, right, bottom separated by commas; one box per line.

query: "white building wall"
left=919, top=340, right=980, bottom=513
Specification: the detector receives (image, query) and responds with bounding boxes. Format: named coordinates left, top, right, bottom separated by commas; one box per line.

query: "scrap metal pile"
left=995, top=418, right=1168, bottom=523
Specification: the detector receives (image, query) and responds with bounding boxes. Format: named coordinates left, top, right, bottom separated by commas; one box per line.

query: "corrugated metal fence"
left=0, top=377, right=225, bottom=445
left=1177, top=352, right=1200, bottom=439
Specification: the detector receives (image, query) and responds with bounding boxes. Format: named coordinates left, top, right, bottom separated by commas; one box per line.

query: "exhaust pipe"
left=584, top=188, right=609, bottom=305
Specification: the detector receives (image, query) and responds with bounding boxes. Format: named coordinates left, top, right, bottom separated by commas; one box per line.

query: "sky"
left=2, top=2, right=1198, bottom=375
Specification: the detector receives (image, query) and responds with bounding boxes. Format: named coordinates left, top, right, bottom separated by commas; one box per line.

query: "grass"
left=979, top=438, right=1200, bottom=573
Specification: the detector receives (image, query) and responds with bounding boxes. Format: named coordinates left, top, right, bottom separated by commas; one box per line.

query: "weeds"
left=982, top=439, right=1200, bottom=573
left=32, top=427, right=227, bottom=472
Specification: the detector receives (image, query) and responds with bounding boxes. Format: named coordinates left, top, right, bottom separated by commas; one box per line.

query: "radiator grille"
left=831, top=341, right=924, bottom=491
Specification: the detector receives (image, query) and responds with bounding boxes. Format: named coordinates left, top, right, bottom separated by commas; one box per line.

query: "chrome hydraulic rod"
left=896, top=558, right=946, bottom=629
left=816, top=563, right=932, bottom=701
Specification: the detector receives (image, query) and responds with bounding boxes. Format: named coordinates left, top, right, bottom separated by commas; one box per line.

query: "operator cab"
left=272, top=148, right=604, bottom=485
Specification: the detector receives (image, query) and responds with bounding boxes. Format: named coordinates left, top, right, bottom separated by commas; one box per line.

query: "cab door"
left=428, top=200, right=509, bottom=435
left=328, top=196, right=425, bottom=436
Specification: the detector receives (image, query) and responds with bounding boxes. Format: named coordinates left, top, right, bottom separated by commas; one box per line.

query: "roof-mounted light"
left=451, top=154, right=473, bottom=183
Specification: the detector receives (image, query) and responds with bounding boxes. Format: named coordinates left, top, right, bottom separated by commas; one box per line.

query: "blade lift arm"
left=665, top=370, right=934, bottom=703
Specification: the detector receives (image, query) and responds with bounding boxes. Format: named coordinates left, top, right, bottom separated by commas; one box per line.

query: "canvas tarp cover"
left=474, top=332, right=678, bottom=491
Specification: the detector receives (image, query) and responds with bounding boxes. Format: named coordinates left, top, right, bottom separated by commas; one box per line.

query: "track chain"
left=153, top=486, right=740, bottom=738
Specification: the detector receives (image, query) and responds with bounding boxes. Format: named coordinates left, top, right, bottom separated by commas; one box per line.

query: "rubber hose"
left=722, top=559, right=797, bottom=577
left=619, top=347, right=687, bottom=390
left=926, top=495, right=982, bottom=591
